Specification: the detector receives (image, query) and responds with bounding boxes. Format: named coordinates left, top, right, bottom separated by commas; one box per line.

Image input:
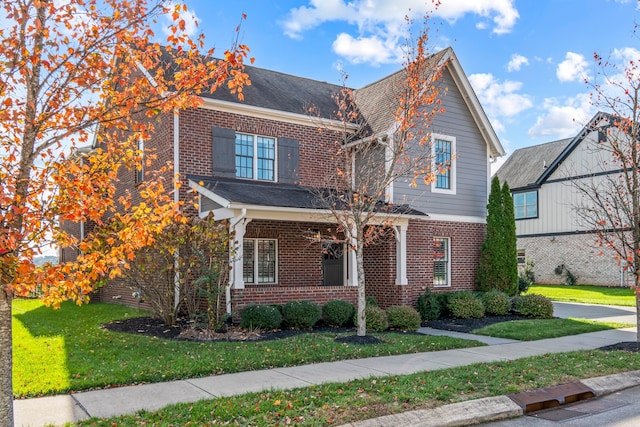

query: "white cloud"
left=332, top=34, right=395, bottom=65
left=556, top=52, right=589, bottom=82
left=162, top=1, right=200, bottom=39
left=280, top=0, right=519, bottom=65
left=468, top=73, right=533, bottom=118
left=528, top=94, right=593, bottom=138
left=507, top=54, right=529, bottom=72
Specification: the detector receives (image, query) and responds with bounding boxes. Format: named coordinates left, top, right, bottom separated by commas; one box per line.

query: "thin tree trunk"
left=636, top=273, right=640, bottom=343
left=356, top=246, right=366, bottom=337
left=0, top=287, right=14, bottom=427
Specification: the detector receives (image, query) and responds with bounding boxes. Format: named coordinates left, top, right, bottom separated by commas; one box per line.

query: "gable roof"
left=496, top=111, right=614, bottom=190
left=495, top=138, right=572, bottom=190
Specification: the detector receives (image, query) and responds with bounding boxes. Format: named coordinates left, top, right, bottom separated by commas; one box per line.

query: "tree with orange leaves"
left=309, top=18, right=447, bottom=337
left=0, top=1, right=251, bottom=424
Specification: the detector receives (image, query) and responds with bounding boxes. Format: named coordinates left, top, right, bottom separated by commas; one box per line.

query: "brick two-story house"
left=70, top=47, right=504, bottom=315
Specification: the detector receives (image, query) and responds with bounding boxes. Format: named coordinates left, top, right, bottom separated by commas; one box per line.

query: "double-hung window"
left=433, top=237, right=450, bottom=287
left=243, top=239, right=277, bottom=284
left=431, top=134, right=456, bottom=194
left=235, top=133, right=276, bottom=181
left=513, top=190, right=538, bottom=219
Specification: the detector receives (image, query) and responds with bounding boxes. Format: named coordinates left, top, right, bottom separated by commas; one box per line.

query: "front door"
left=322, top=243, right=344, bottom=286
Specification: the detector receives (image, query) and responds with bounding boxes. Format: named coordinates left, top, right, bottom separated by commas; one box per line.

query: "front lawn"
left=12, top=299, right=483, bottom=398
left=528, top=284, right=636, bottom=306
left=77, top=350, right=640, bottom=426
left=472, top=318, right=634, bottom=341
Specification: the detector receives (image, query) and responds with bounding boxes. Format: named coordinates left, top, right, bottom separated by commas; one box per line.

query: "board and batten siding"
left=516, top=129, right=622, bottom=236
left=392, top=70, right=489, bottom=218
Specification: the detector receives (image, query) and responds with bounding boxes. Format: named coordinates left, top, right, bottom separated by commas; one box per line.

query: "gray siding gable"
left=393, top=70, right=489, bottom=218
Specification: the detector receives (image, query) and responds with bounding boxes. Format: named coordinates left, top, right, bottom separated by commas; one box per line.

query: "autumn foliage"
left=0, top=0, right=251, bottom=424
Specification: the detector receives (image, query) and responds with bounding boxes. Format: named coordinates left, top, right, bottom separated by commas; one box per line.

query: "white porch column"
left=395, top=224, right=408, bottom=285
left=347, top=227, right=359, bottom=287
left=228, top=213, right=251, bottom=314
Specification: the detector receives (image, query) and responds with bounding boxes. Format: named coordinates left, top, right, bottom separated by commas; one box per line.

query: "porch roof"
left=187, top=175, right=427, bottom=217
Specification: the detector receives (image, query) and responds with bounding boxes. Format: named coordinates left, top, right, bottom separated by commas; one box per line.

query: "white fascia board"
left=427, top=213, right=486, bottom=224
left=188, top=179, right=232, bottom=208
left=445, top=49, right=505, bottom=158
left=199, top=97, right=359, bottom=133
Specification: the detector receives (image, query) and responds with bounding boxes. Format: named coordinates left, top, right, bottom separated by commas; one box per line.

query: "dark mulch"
left=104, top=315, right=640, bottom=352
left=425, top=315, right=529, bottom=333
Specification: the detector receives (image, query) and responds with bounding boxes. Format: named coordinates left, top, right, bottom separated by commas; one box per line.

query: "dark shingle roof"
left=189, top=175, right=426, bottom=216
left=203, top=64, right=345, bottom=120
left=495, top=138, right=572, bottom=190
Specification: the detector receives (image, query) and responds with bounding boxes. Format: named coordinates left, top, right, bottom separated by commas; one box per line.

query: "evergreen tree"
left=477, top=176, right=518, bottom=295
left=501, top=182, right=518, bottom=295
left=477, top=176, right=504, bottom=292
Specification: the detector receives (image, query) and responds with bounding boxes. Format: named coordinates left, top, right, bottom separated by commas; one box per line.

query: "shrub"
left=417, top=288, right=443, bottom=321
left=366, top=295, right=378, bottom=307
left=447, top=292, right=485, bottom=319
left=481, top=290, right=511, bottom=316
left=518, top=258, right=535, bottom=294
left=354, top=305, right=388, bottom=332
left=282, top=300, right=322, bottom=329
left=322, top=300, right=355, bottom=327
left=386, top=306, right=421, bottom=331
left=240, top=305, right=283, bottom=330
left=513, top=294, right=554, bottom=319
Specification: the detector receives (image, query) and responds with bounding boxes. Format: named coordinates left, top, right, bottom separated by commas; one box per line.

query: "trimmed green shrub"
left=386, top=306, right=421, bottom=331
left=282, top=300, right=322, bottom=329
left=240, top=305, right=282, bottom=330
left=513, top=294, right=554, bottom=318
left=481, top=290, right=511, bottom=316
left=322, top=299, right=355, bottom=327
left=447, top=291, right=485, bottom=319
left=354, top=305, right=388, bottom=332
left=366, top=295, right=378, bottom=307
left=417, top=288, right=443, bottom=321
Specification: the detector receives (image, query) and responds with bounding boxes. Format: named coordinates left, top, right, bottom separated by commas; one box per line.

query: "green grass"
left=472, top=318, right=634, bottom=341
left=75, top=350, right=640, bottom=426
left=12, top=299, right=483, bottom=398
left=528, top=284, right=636, bottom=306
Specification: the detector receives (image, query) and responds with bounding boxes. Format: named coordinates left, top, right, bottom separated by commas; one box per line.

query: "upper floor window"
left=235, top=133, right=276, bottom=181
left=431, top=134, right=456, bottom=194
left=514, top=190, right=538, bottom=219
left=135, top=137, right=144, bottom=184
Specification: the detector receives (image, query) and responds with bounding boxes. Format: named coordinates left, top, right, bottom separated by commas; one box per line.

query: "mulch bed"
left=103, top=315, right=640, bottom=352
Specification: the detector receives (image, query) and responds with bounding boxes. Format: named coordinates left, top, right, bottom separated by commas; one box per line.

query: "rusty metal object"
left=507, top=382, right=596, bottom=413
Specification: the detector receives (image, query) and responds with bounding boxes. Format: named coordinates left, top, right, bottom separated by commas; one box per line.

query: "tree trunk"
left=356, top=246, right=366, bottom=337
left=635, top=273, right=640, bottom=343
left=0, top=287, right=14, bottom=427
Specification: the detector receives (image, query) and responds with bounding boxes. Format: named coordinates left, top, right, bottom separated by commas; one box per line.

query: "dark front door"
left=322, top=244, right=344, bottom=286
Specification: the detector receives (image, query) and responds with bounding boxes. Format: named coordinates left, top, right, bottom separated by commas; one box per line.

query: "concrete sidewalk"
left=12, top=302, right=639, bottom=426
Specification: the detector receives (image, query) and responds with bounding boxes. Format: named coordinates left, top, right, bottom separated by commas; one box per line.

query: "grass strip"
left=528, top=284, right=636, bottom=306
left=12, top=299, right=483, bottom=398
left=472, top=318, right=634, bottom=341
left=75, top=350, right=640, bottom=426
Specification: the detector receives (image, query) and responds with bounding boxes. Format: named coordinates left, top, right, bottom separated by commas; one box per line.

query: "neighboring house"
left=64, top=47, right=504, bottom=314
left=495, top=112, right=630, bottom=286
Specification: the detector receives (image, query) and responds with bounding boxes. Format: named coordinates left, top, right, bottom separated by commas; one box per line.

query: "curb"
left=339, top=370, right=640, bottom=427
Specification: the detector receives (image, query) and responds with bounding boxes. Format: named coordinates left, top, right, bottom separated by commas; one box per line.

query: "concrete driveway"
left=553, top=301, right=637, bottom=325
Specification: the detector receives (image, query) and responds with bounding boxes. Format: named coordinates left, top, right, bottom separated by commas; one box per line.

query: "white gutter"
left=173, top=110, right=181, bottom=310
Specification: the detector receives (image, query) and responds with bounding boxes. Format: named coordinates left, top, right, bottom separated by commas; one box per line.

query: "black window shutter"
left=212, top=127, right=236, bottom=177
left=278, top=137, right=300, bottom=184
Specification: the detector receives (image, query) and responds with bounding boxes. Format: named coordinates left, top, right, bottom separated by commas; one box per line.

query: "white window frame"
left=433, top=236, right=451, bottom=288
left=243, top=238, right=278, bottom=284
left=431, top=134, right=456, bottom=195
left=235, top=133, right=277, bottom=182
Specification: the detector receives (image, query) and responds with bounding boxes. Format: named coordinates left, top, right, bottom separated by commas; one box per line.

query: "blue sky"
left=169, top=0, right=640, bottom=169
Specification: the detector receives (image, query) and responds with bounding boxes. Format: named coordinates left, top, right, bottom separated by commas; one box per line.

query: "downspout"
left=228, top=208, right=247, bottom=315
left=173, top=110, right=181, bottom=310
